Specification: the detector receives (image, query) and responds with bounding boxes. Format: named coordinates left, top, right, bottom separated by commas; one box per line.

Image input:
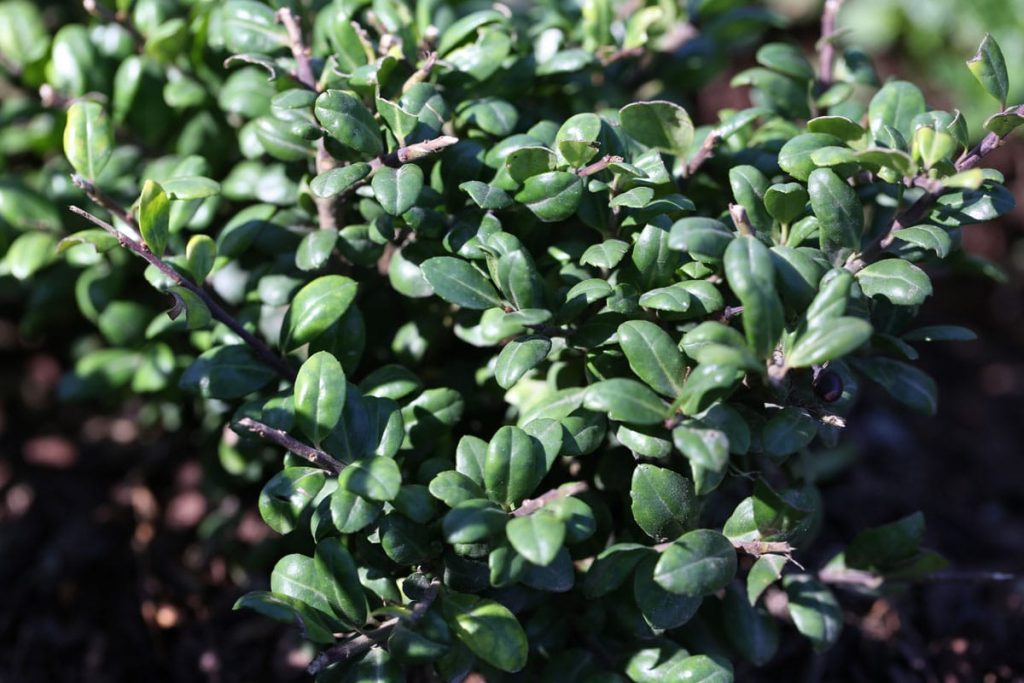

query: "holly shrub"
left=1, top=0, right=1021, bottom=680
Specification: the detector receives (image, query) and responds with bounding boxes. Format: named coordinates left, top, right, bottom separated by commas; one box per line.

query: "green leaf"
left=902, top=325, right=976, bottom=342
left=180, top=345, right=277, bottom=399
left=345, top=648, right=403, bottom=682
left=0, top=0, right=49, bottom=69
left=668, top=217, right=734, bottom=262
left=677, top=364, right=742, bottom=416
left=222, top=0, right=288, bottom=53
left=420, top=256, right=502, bottom=310
left=653, top=529, right=737, bottom=596
left=764, top=183, right=809, bottom=224
left=442, top=498, right=507, bottom=543
left=723, top=237, right=784, bottom=359
left=271, top=553, right=350, bottom=628
left=506, top=512, right=566, bottom=566
left=233, top=591, right=335, bottom=645
left=429, top=471, right=485, bottom=508
left=787, top=317, right=872, bottom=368
left=747, top=554, right=788, bottom=605
left=5, top=231, right=55, bottom=280
left=761, top=407, right=818, bottom=459
left=778, top=133, right=843, bottom=182
left=161, top=176, right=221, bottom=200
left=329, top=488, right=382, bottom=533
left=967, top=34, right=1009, bottom=106
left=729, top=165, right=773, bottom=237
left=856, top=259, right=933, bottom=306
left=459, top=181, right=513, bottom=210
left=619, top=100, right=694, bottom=155
left=583, top=543, right=652, bottom=598
left=847, top=511, right=925, bottom=570
left=723, top=583, right=779, bottom=666
left=313, top=537, right=369, bottom=626
left=484, top=425, right=547, bottom=507
left=457, top=97, right=519, bottom=137
left=630, top=464, right=697, bottom=540
left=315, top=90, right=383, bottom=157
left=296, top=230, right=338, bottom=272
left=850, top=357, right=938, bottom=416
left=580, top=239, right=630, bottom=268
left=756, top=42, right=814, bottom=81
left=63, top=101, right=113, bottom=181
left=784, top=575, right=842, bottom=651
left=310, top=163, right=372, bottom=198
left=258, top=467, right=325, bottom=534
left=185, top=235, right=216, bottom=282
left=442, top=593, right=527, bottom=673
left=633, top=555, right=702, bottom=630
left=135, top=180, right=170, bottom=257
left=494, top=335, right=551, bottom=389
left=672, top=421, right=729, bottom=472
left=515, top=171, right=583, bottom=222
left=808, top=168, right=862, bottom=255
left=338, top=456, right=402, bottom=501
left=282, top=275, right=359, bottom=350
left=377, top=97, right=419, bottom=142
left=892, top=224, right=952, bottom=258
left=868, top=81, right=926, bottom=141
left=373, top=164, right=423, bottom=216
left=294, top=351, right=346, bottom=444
left=617, top=321, right=686, bottom=397
left=583, top=378, right=668, bottom=426
left=806, top=116, right=866, bottom=141
left=167, top=287, right=211, bottom=330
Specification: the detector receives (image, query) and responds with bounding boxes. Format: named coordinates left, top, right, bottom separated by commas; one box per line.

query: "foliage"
left=0, top=0, right=1018, bottom=680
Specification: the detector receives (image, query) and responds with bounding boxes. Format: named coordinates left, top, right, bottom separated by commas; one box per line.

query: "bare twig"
left=68, top=195, right=295, bottom=380
left=686, top=131, right=721, bottom=178
left=729, top=203, right=753, bottom=236
left=402, top=52, right=438, bottom=94
left=654, top=536, right=801, bottom=567
left=235, top=417, right=345, bottom=473
left=370, top=135, right=460, bottom=171
left=277, top=9, right=317, bottom=91
left=512, top=482, right=590, bottom=517
left=74, top=175, right=138, bottom=230
left=577, top=155, right=623, bottom=178
left=818, top=0, right=847, bottom=86
left=307, top=581, right=441, bottom=675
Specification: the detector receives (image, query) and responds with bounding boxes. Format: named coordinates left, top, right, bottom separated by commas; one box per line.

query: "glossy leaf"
left=64, top=101, right=113, bottom=181
left=630, top=464, right=697, bottom=540
left=282, top=275, right=359, bottom=350
left=420, top=257, right=502, bottom=310
left=442, top=593, right=528, bottom=673
left=619, top=100, right=694, bottom=155
left=294, top=351, right=346, bottom=444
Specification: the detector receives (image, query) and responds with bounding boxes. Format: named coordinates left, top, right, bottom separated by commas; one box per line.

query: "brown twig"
left=818, top=0, right=847, bottom=86
left=512, top=482, right=590, bottom=517
left=307, top=581, right=441, bottom=675
left=235, top=417, right=345, bottom=473
left=277, top=9, right=317, bottom=91
left=75, top=175, right=138, bottom=229
left=686, top=131, right=721, bottom=177
left=68, top=197, right=295, bottom=380
left=402, top=52, right=438, bottom=94
left=370, top=135, right=460, bottom=171
left=654, top=536, right=801, bottom=567
left=577, top=155, right=623, bottom=178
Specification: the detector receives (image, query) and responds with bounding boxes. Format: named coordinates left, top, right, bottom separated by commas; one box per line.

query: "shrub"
left=1, top=0, right=1021, bottom=680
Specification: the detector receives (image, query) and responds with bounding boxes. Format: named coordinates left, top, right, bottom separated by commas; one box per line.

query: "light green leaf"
left=506, top=512, right=566, bottom=566
left=857, top=259, right=933, bottom=306
left=584, top=378, right=668, bottom=425
left=967, top=34, right=1009, bottom=106
left=282, top=275, right=359, bottom=350
left=619, top=100, right=694, bottom=155
left=787, top=317, right=872, bottom=368
left=294, top=351, right=346, bottom=444
left=64, top=101, right=113, bottom=181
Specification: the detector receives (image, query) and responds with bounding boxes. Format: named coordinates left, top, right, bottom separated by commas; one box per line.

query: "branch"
left=577, top=155, right=623, bottom=178
left=846, top=103, right=1024, bottom=273
left=402, top=52, right=438, bottom=94
left=235, top=417, right=345, bottom=473
left=277, top=9, right=317, bottom=91
left=654, top=537, right=802, bottom=567
left=307, top=581, right=441, bottom=675
left=512, top=482, right=589, bottom=517
left=685, top=131, right=721, bottom=178
left=818, top=0, right=847, bottom=86
left=68, top=197, right=295, bottom=381
left=370, top=135, right=460, bottom=171
left=75, top=175, right=138, bottom=230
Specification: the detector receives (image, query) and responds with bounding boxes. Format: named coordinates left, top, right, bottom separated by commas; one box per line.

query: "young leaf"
left=64, top=101, right=113, bottom=181
left=138, top=180, right=170, bottom=257
left=967, top=34, right=1009, bottom=106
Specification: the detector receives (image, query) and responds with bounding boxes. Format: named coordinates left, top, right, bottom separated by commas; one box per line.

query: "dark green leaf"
left=515, top=171, right=583, bottom=222
left=630, top=464, right=697, bottom=540
left=653, top=529, right=737, bottom=596
left=373, top=164, right=423, bottom=216
left=338, top=456, right=402, bottom=501
left=856, top=259, right=933, bottom=306
left=495, top=335, right=551, bottom=389
left=583, top=378, right=668, bottom=425
left=294, top=351, right=346, bottom=444
left=420, top=256, right=502, bottom=310
left=442, top=593, right=527, bottom=673
left=619, top=100, right=694, bottom=155
left=617, top=321, right=686, bottom=397
left=506, top=512, right=566, bottom=566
